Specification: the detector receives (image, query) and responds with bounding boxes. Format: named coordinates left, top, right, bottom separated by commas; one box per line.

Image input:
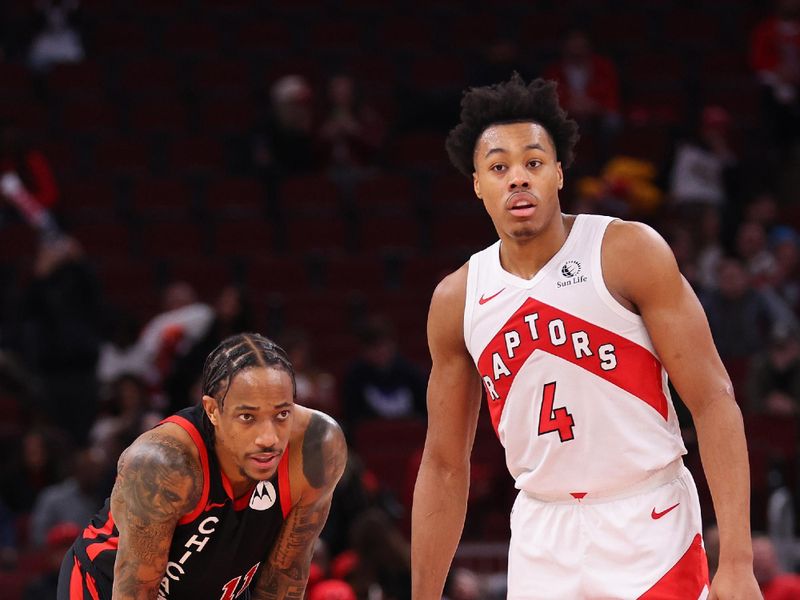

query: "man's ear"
left=202, top=395, right=220, bottom=426
left=473, top=172, right=481, bottom=199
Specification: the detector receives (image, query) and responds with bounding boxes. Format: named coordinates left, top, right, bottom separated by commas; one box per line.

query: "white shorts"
left=508, top=463, right=709, bottom=599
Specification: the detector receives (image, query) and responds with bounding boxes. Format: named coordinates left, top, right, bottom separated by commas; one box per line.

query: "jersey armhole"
left=591, top=217, right=644, bottom=324
left=278, top=443, right=292, bottom=519
left=463, top=257, right=479, bottom=349
left=160, top=415, right=210, bottom=525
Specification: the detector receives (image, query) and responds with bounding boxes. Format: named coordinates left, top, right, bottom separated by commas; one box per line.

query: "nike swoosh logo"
left=651, top=502, right=680, bottom=519
left=205, top=501, right=227, bottom=512
left=479, top=288, right=505, bottom=305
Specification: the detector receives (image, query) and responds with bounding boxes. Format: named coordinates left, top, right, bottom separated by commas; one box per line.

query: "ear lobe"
left=202, top=395, right=219, bottom=425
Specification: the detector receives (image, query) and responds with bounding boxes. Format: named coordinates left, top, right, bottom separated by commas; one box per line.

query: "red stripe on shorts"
left=638, top=533, right=709, bottom=599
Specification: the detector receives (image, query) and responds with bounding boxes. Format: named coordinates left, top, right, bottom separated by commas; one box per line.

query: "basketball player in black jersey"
left=57, top=333, right=347, bottom=600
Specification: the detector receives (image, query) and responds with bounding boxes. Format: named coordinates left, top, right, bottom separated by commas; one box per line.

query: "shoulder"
left=603, top=219, right=675, bottom=266
left=603, top=219, right=683, bottom=306
left=431, top=262, right=469, bottom=309
left=428, top=262, right=470, bottom=352
left=291, top=407, right=346, bottom=497
left=112, top=424, right=202, bottom=521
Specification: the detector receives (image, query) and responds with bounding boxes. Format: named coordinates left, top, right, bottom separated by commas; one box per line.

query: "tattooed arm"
left=110, top=430, right=201, bottom=600
left=250, top=411, right=347, bottom=600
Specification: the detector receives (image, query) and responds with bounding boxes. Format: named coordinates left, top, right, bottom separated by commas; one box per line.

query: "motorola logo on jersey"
left=249, top=481, right=277, bottom=511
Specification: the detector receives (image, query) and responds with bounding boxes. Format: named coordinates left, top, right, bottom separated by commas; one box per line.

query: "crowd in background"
left=2, top=0, right=800, bottom=598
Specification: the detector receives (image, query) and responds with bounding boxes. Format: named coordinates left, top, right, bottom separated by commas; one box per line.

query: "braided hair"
left=201, top=333, right=296, bottom=410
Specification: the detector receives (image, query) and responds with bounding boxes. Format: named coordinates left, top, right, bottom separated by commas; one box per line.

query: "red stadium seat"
left=390, top=132, right=450, bottom=171
left=140, top=221, right=206, bottom=259
left=94, top=138, right=152, bottom=176
left=0, top=222, right=37, bottom=261
left=213, top=219, right=274, bottom=257
left=60, top=178, right=119, bottom=220
left=94, top=256, right=158, bottom=299
left=236, top=22, right=293, bottom=54
left=309, top=20, right=364, bottom=52
left=70, top=221, right=133, bottom=258
left=428, top=173, right=482, bottom=216
left=358, top=215, right=421, bottom=253
left=61, top=99, right=119, bottom=135
left=92, top=21, right=149, bottom=57
left=206, top=178, right=265, bottom=218
left=166, top=257, right=236, bottom=298
left=128, top=99, right=189, bottom=135
left=46, top=61, right=106, bottom=100
left=131, top=178, right=193, bottom=219
left=377, top=17, right=434, bottom=54
left=352, top=173, right=415, bottom=216
left=285, top=217, right=349, bottom=254
left=324, top=255, right=387, bottom=293
left=163, top=22, right=221, bottom=55
left=197, top=97, right=256, bottom=135
left=246, top=256, right=313, bottom=295
left=278, top=174, right=344, bottom=217
left=430, top=213, right=497, bottom=253
left=168, top=137, right=224, bottom=173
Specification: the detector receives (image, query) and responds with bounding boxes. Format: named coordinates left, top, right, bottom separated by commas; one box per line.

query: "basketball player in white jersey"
left=411, top=75, right=760, bottom=599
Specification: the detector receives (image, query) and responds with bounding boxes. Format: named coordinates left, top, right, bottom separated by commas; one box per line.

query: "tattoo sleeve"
left=110, top=433, right=202, bottom=600
left=250, top=413, right=347, bottom=600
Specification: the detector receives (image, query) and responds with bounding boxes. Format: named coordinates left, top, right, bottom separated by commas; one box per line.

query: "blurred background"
left=1, top=0, right=800, bottom=598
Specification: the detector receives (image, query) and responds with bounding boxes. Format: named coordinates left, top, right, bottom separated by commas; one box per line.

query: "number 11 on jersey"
left=537, top=382, right=575, bottom=442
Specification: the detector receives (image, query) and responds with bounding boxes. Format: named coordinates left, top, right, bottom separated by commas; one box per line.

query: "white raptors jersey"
left=464, top=214, right=687, bottom=498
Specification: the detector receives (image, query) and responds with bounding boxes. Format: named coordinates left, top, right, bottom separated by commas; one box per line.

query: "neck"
left=499, top=213, right=574, bottom=279
left=215, top=440, right=255, bottom=499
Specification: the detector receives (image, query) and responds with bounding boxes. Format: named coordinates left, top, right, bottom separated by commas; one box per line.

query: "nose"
left=508, top=165, right=530, bottom=190
left=254, top=422, right=279, bottom=449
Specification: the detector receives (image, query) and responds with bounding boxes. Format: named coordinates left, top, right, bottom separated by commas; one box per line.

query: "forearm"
left=411, top=453, right=470, bottom=600
left=250, top=564, right=308, bottom=600
left=693, top=394, right=753, bottom=566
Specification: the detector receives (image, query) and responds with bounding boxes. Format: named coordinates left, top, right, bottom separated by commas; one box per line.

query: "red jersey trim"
left=86, top=571, right=101, bottom=600
left=83, top=511, right=118, bottom=561
left=70, top=556, right=83, bottom=599
left=477, top=298, right=668, bottom=436
left=161, top=415, right=211, bottom=525
left=83, top=511, right=115, bottom=540
left=278, top=444, right=292, bottom=519
left=220, top=468, right=256, bottom=510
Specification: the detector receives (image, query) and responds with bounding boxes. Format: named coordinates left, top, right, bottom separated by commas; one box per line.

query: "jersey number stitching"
left=537, top=381, right=575, bottom=442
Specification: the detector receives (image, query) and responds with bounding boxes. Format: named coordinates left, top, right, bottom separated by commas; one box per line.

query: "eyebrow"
left=484, top=143, right=547, bottom=159
left=233, top=401, right=294, bottom=411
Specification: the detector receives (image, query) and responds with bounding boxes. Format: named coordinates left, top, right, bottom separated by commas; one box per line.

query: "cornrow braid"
left=201, top=332, right=296, bottom=410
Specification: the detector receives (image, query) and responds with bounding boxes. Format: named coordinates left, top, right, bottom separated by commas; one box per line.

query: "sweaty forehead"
left=475, top=122, right=556, bottom=159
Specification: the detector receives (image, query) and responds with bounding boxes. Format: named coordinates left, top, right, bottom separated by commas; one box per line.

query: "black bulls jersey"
left=65, top=404, right=292, bottom=600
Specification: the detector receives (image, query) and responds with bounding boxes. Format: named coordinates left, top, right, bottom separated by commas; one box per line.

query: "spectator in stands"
left=752, top=534, right=800, bottom=599
left=319, top=74, right=386, bottom=173
left=96, top=308, right=147, bottom=385
left=281, top=329, right=337, bottom=416
left=747, top=323, right=800, bottom=415
left=543, top=29, right=622, bottom=149
left=252, top=74, right=319, bottom=178
left=14, top=237, right=101, bottom=443
left=0, top=428, right=66, bottom=524
left=29, top=447, right=106, bottom=548
left=443, top=567, right=483, bottom=600
left=163, top=284, right=252, bottom=412
left=701, top=257, right=773, bottom=360
left=695, top=207, right=726, bottom=292
left=22, top=522, right=79, bottom=600
left=89, top=373, right=161, bottom=458
left=309, top=579, right=357, bottom=600
left=341, top=315, right=426, bottom=431
left=667, top=106, right=739, bottom=213
left=27, top=0, right=85, bottom=72
left=348, top=508, right=411, bottom=600
left=750, top=0, right=800, bottom=151
left=768, top=225, right=800, bottom=314
left=136, top=280, right=213, bottom=391
left=0, top=121, right=60, bottom=241
left=736, top=220, right=779, bottom=287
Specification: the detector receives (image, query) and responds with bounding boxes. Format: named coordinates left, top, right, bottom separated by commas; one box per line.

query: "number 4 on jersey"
left=537, top=382, right=575, bottom=442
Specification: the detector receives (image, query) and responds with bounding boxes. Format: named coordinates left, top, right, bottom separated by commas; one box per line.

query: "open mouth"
left=507, top=193, right=536, bottom=216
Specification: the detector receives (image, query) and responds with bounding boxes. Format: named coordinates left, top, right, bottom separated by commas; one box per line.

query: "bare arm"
left=412, top=267, right=483, bottom=600
left=110, top=432, right=202, bottom=600
left=250, top=412, right=346, bottom=600
left=604, top=221, right=759, bottom=599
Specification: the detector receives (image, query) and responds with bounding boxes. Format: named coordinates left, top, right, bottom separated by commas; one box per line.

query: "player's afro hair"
left=445, top=73, right=580, bottom=177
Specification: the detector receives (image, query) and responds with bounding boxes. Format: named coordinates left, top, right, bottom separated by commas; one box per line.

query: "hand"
left=708, top=564, right=762, bottom=600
